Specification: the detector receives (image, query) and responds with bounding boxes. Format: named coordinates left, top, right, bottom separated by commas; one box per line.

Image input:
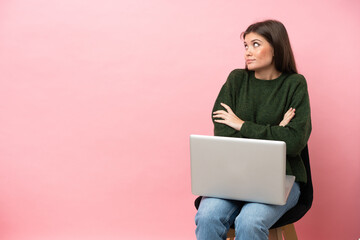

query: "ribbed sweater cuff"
left=239, top=121, right=253, bottom=137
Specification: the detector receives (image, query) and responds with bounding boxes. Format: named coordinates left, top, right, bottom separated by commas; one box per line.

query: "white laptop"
left=190, top=135, right=295, bottom=205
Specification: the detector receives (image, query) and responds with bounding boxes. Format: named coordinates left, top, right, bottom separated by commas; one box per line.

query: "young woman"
left=195, top=20, right=312, bottom=240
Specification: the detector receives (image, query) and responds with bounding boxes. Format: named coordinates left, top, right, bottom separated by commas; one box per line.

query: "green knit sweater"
left=212, top=69, right=312, bottom=183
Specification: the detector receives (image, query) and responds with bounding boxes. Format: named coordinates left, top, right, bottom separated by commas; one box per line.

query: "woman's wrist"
left=237, top=120, right=245, bottom=131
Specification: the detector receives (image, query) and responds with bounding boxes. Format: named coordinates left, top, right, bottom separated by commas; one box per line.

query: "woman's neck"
left=254, top=67, right=282, bottom=80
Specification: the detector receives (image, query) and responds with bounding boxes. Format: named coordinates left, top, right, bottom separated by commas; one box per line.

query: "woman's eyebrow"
left=251, top=39, right=263, bottom=42
left=244, top=39, right=263, bottom=44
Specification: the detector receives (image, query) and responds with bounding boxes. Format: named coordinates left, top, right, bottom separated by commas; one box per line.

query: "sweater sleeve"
left=212, top=70, right=245, bottom=138
left=238, top=76, right=312, bottom=156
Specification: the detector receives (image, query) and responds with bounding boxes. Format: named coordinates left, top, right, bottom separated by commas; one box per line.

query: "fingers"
left=213, top=103, right=244, bottom=131
left=284, top=107, right=294, bottom=115
left=213, top=114, right=226, bottom=120
left=213, top=103, right=233, bottom=120
left=213, top=110, right=227, bottom=115
left=213, top=110, right=227, bottom=119
left=214, top=119, right=226, bottom=124
left=286, top=108, right=296, bottom=118
left=220, top=103, right=234, bottom=114
left=279, top=108, right=296, bottom=127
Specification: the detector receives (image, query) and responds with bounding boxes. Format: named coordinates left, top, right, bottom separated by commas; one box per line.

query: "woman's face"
left=244, top=32, right=275, bottom=73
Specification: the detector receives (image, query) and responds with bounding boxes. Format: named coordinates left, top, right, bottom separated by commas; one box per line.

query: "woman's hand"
left=279, top=108, right=295, bottom=127
left=213, top=103, right=244, bottom=131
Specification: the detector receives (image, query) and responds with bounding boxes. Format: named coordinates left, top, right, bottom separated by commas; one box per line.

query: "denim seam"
left=220, top=204, right=239, bottom=238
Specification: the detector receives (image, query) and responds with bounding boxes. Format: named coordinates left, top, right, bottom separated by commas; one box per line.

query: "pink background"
left=0, top=0, right=359, bottom=239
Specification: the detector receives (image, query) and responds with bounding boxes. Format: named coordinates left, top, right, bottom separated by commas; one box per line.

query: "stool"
left=226, top=223, right=297, bottom=240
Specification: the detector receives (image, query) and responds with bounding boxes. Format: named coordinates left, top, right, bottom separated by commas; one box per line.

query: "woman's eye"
left=244, top=45, right=248, bottom=49
left=254, top=42, right=260, bottom=47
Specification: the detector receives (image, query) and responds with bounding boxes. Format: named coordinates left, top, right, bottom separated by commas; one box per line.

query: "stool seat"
left=226, top=224, right=298, bottom=240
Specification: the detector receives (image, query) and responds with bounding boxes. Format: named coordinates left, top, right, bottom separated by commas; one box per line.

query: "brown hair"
left=241, top=20, right=298, bottom=74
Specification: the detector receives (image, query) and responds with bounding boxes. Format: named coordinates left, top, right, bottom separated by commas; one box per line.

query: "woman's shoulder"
left=283, top=73, right=309, bottom=96
left=286, top=73, right=307, bottom=83
left=284, top=72, right=308, bottom=88
left=228, top=68, right=248, bottom=77
left=226, top=69, right=249, bottom=84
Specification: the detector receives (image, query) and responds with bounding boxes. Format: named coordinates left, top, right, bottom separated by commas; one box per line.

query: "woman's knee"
left=234, top=213, right=268, bottom=236
left=195, top=197, right=239, bottom=227
left=195, top=210, right=222, bottom=227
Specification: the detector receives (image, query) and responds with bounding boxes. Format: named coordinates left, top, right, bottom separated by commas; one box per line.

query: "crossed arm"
left=213, top=102, right=296, bottom=130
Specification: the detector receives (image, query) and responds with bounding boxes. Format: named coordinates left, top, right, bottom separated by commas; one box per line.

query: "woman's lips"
left=246, top=59, right=255, bottom=64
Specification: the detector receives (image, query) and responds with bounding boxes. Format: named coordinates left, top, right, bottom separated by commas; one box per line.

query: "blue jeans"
left=195, top=182, right=300, bottom=240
